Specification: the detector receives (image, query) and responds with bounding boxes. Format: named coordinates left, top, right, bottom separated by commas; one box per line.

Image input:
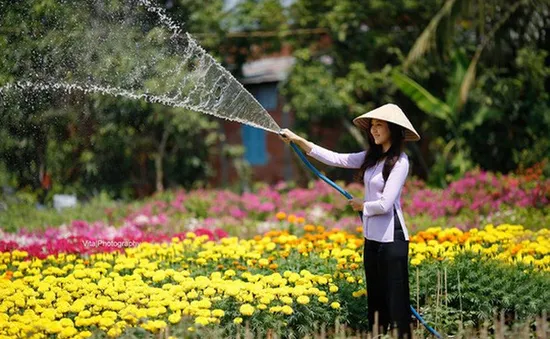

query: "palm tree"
left=404, top=0, right=547, bottom=109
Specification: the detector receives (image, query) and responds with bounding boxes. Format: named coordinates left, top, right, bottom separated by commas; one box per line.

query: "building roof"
left=241, top=56, right=296, bottom=84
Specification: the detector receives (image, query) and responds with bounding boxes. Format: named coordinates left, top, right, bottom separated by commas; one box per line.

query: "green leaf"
left=403, top=0, right=458, bottom=68
left=462, top=105, right=502, bottom=132
left=391, top=70, right=452, bottom=123
left=446, top=49, right=470, bottom=111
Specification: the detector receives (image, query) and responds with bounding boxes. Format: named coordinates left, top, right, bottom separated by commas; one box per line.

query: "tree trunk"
left=155, top=128, right=170, bottom=192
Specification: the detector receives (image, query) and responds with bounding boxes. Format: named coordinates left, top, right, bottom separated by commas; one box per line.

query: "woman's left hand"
left=348, top=198, right=364, bottom=211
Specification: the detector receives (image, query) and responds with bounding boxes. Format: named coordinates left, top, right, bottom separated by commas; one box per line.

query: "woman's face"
left=370, top=119, right=391, bottom=146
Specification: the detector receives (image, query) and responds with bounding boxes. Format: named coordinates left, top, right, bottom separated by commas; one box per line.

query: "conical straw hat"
left=353, top=104, right=420, bottom=142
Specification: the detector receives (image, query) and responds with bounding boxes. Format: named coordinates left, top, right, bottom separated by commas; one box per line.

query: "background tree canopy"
left=0, top=0, right=549, bottom=202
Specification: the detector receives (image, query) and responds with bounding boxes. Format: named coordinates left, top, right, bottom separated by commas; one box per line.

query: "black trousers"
left=363, top=210, right=412, bottom=338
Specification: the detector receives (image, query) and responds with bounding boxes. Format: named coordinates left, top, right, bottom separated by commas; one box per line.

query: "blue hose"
left=288, top=141, right=442, bottom=338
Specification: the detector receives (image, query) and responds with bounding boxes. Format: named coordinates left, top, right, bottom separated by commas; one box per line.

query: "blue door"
left=241, top=83, right=278, bottom=166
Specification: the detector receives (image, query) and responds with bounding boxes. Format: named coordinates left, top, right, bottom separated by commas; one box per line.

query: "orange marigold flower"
left=287, top=214, right=298, bottom=223
left=304, top=224, right=316, bottom=232
left=510, top=244, right=522, bottom=255
left=459, top=233, right=470, bottom=243
left=269, top=263, right=278, bottom=270
left=276, top=212, right=287, bottom=220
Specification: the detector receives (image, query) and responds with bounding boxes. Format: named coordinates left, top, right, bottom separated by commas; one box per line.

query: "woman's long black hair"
left=356, top=120, right=406, bottom=182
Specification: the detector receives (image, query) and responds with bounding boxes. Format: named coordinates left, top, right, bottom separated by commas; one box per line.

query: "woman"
left=280, top=103, right=420, bottom=339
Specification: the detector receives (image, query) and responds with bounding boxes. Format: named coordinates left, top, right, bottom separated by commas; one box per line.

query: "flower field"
left=1, top=218, right=549, bottom=338
left=0, top=167, right=549, bottom=338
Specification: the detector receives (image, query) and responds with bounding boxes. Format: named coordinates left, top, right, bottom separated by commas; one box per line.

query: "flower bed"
left=1, top=221, right=548, bottom=338
left=116, top=167, right=550, bottom=232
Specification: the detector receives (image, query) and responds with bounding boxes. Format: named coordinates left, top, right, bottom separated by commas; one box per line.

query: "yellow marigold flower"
left=266, top=242, right=277, bottom=251
left=58, top=327, right=78, bottom=339
left=195, top=316, right=209, bottom=326
left=153, top=271, right=166, bottom=282
left=258, top=304, right=267, bottom=310
left=106, top=327, right=122, bottom=338
left=186, top=232, right=197, bottom=239
left=197, top=299, right=212, bottom=309
left=99, top=317, right=115, bottom=328
left=146, top=308, right=161, bottom=318
left=297, top=296, right=310, bottom=305
left=331, top=302, right=341, bottom=309
left=187, top=290, right=199, bottom=299
left=410, top=257, right=422, bottom=266
left=224, top=269, right=236, bottom=277
left=79, top=331, right=93, bottom=338
left=239, top=303, right=255, bottom=316
left=59, top=318, right=74, bottom=327
left=352, top=289, right=367, bottom=298
left=203, top=287, right=216, bottom=297
left=269, top=306, right=282, bottom=313
left=212, top=309, right=225, bottom=317
left=225, top=285, right=240, bottom=296
left=281, top=296, right=293, bottom=305
left=234, top=317, right=243, bottom=324
left=281, top=305, right=293, bottom=315
left=46, top=321, right=63, bottom=334
left=318, top=296, right=329, bottom=303
left=329, top=285, right=339, bottom=293
left=258, top=258, right=269, bottom=266
left=317, top=276, right=328, bottom=285
left=168, top=313, right=181, bottom=324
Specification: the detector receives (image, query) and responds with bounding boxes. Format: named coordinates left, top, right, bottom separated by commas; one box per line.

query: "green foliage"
left=413, top=253, right=550, bottom=333
left=281, top=0, right=549, bottom=186
left=1, top=0, right=549, bottom=198
left=0, top=191, right=127, bottom=233
left=0, top=0, right=222, bottom=200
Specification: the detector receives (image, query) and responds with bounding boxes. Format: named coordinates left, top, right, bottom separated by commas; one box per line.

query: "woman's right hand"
left=279, top=129, right=302, bottom=144
left=279, top=129, right=314, bottom=153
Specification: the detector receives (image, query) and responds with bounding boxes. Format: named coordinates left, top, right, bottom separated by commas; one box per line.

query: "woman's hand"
left=279, top=129, right=314, bottom=153
left=279, top=129, right=303, bottom=144
left=348, top=198, right=364, bottom=211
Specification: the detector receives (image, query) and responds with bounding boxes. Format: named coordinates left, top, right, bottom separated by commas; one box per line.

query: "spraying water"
left=0, top=2, right=443, bottom=336
left=0, top=0, right=280, bottom=133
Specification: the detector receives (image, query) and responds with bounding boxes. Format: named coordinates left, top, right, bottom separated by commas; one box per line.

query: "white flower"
left=256, top=221, right=277, bottom=234
left=308, top=205, right=326, bottom=222
left=134, top=214, right=150, bottom=225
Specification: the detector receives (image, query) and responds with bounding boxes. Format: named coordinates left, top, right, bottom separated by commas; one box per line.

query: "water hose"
left=287, top=141, right=442, bottom=338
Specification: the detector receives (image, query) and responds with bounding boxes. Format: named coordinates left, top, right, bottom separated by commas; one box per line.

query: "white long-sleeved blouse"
left=307, top=144, right=410, bottom=242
